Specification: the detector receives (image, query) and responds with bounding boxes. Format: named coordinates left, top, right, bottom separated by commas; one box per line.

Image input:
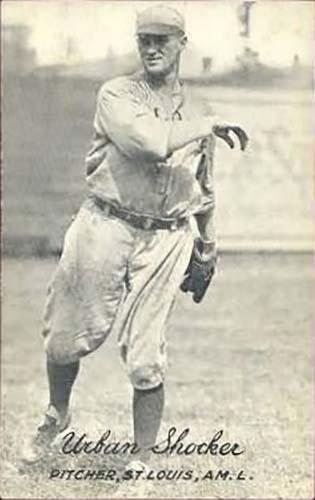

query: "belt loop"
left=103, top=204, right=110, bottom=217
left=143, top=219, right=153, bottom=230
left=170, top=221, right=177, bottom=231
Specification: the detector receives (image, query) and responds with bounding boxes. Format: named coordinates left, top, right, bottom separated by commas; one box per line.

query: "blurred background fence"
left=2, top=74, right=314, bottom=255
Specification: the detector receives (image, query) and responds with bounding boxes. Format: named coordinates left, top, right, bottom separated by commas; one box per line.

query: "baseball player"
left=23, top=4, right=248, bottom=469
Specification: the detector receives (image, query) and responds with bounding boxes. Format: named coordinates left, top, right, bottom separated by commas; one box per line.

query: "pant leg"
left=43, top=202, right=134, bottom=364
left=117, top=223, right=194, bottom=390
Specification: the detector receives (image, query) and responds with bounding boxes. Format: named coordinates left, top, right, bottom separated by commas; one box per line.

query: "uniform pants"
left=42, top=199, right=194, bottom=390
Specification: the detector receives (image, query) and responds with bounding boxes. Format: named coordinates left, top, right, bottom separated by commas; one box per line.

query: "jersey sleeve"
left=194, top=135, right=216, bottom=213
left=93, top=78, right=172, bottom=161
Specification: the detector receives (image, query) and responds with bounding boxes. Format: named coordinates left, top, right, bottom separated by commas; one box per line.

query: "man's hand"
left=180, top=238, right=217, bottom=303
left=213, top=125, right=249, bottom=151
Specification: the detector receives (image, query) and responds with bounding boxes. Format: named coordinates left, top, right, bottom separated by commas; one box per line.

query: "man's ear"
left=179, top=35, right=188, bottom=51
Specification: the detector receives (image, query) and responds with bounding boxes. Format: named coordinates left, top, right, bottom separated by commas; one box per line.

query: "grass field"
left=1, top=254, right=314, bottom=499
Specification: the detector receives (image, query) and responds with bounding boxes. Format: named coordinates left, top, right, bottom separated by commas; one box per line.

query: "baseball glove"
left=180, top=238, right=217, bottom=303
left=213, top=125, right=249, bottom=151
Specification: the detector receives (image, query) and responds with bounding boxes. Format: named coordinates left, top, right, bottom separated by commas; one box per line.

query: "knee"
left=129, top=364, right=165, bottom=391
left=45, top=336, right=81, bottom=365
left=44, top=329, right=109, bottom=365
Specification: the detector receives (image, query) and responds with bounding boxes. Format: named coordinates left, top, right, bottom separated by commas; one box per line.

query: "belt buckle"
left=170, top=220, right=177, bottom=231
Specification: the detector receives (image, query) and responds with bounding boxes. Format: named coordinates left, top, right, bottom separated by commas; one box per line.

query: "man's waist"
left=87, top=195, right=188, bottom=231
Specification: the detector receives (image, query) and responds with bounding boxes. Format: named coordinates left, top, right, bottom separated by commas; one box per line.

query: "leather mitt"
left=180, top=238, right=217, bottom=303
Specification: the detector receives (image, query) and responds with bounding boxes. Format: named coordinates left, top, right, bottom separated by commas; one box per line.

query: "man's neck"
left=145, top=64, right=180, bottom=95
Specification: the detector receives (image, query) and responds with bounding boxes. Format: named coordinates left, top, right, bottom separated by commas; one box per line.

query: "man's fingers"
left=213, top=128, right=235, bottom=149
left=213, top=125, right=249, bottom=151
left=230, top=126, right=249, bottom=151
left=221, top=132, right=235, bottom=149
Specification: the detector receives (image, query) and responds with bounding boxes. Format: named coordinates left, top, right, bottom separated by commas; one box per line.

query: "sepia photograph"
left=1, top=1, right=314, bottom=499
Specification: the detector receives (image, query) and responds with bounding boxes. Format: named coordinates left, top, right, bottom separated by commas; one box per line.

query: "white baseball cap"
left=136, top=4, right=185, bottom=35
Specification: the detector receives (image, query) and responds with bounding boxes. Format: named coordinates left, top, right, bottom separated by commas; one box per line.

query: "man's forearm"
left=194, top=207, right=216, bottom=252
left=167, top=117, right=218, bottom=154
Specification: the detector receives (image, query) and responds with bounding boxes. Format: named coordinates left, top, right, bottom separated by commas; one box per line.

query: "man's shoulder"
left=98, top=73, right=145, bottom=99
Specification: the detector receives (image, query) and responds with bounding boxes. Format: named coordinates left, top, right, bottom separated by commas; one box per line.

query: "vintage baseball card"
left=1, top=1, right=314, bottom=499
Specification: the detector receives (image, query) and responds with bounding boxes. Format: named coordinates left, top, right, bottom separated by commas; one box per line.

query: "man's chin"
left=144, top=64, right=167, bottom=77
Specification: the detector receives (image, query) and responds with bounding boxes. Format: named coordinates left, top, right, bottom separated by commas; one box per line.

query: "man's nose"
left=145, top=40, right=159, bottom=52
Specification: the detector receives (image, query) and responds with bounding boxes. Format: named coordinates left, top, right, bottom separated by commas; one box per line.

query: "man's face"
left=137, top=32, right=186, bottom=76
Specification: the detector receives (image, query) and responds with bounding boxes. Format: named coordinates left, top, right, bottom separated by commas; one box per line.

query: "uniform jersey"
left=85, top=71, right=215, bottom=220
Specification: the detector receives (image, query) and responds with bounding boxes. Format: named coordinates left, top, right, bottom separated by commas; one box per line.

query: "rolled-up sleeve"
left=194, top=136, right=216, bottom=212
left=94, top=80, right=172, bottom=161
left=193, top=135, right=216, bottom=241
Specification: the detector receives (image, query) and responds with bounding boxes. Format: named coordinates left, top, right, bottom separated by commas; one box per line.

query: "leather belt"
left=92, top=196, right=188, bottom=231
